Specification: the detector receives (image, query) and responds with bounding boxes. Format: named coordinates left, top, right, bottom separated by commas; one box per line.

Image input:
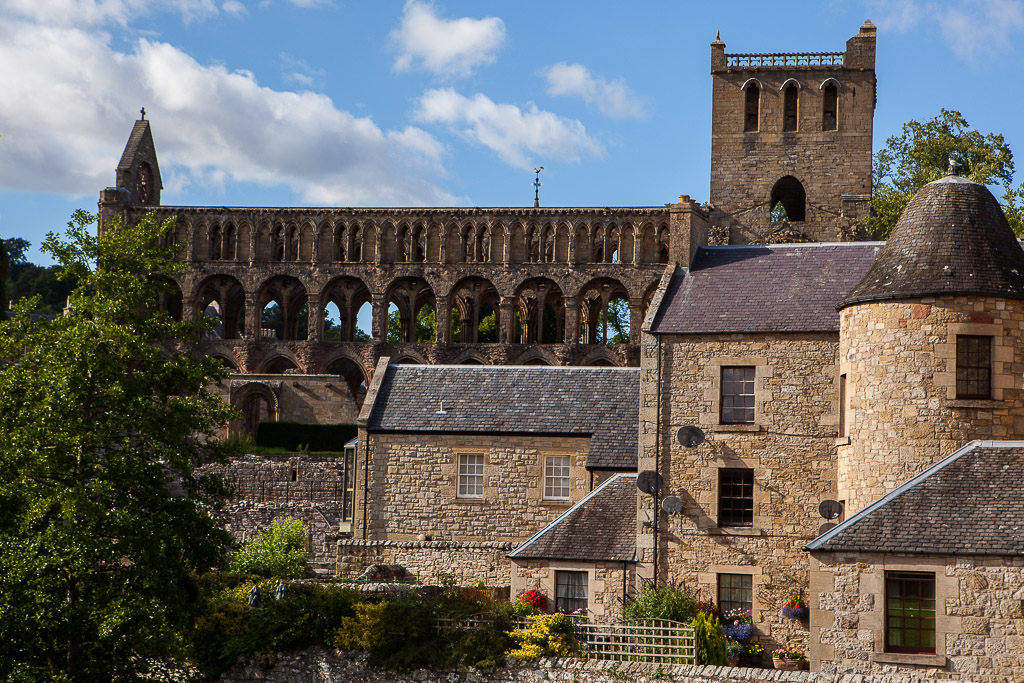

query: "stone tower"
left=99, top=115, right=163, bottom=236
left=836, top=173, right=1024, bottom=513
left=709, top=22, right=876, bottom=244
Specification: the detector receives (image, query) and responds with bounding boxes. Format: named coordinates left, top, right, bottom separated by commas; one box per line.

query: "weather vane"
left=533, top=166, right=544, bottom=208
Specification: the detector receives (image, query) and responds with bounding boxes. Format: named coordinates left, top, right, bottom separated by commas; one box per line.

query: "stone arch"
left=821, top=80, right=839, bottom=131
left=194, top=274, right=245, bottom=339
left=384, top=277, right=437, bottom=343
left=574, top=224, right=591, bottom=263
left=642, top=280, right=661, bottom=326
left=454, top=351, right=488, bottom=365
left=444, top=222, right=462, bottom=264
left=742, top=79, right=761, bottom=132
left=782, top=81, right=799, bottom=132
left=321, top=276, right=372, bottom=342
left=580, top=349, right=619, bottom=366
left=331, top=220, right=347, bottom=262
left=260, top=355, right=301, bottom=374
left=514, top=348, right=556, bottom=366
left=322, top=354, right=369, bottom=409
left=656, top=224, right=669, bottom=264
left=150, top=275, right=183, bottom=322
left=392, top=352, right=426, bottom=365
left=639, top=223, right=659, bottom=264
left=411, top=222, right=427, bottom=262
left=578, top=278, right=631, bottom=344
left=515, top=277, right=565, bottom=344
left=770, top=176, right=807, bottom=222
left=256, top=275, right=308, bottom=341
left=449, top=276, right=500, bottom=344
left=231, top=381, right=279, bottom=437
left=209, top=351, right=240, bottom=371
left=509, top=221, right=527, bottom=263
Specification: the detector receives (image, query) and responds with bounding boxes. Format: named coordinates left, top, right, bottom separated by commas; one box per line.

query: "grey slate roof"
left=839, top=175, right=1024, bottom=309
left=806, top=440, right=1024, bottom=556
left=509, top=473, right=637, bottom=562
left=650, top=243, right=882, bottom=334
left=364, top=365, right=640, bottom=471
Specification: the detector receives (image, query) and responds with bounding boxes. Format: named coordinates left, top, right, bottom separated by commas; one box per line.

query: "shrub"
left=691, top=611, right=728, bottom=666
left=507, top=613, right=576, bottom=660
left=622, top=581, right=700, bottom=623
left=518, top=589, right=548, bottom=613
left=231, top=519, right=309, bottom=579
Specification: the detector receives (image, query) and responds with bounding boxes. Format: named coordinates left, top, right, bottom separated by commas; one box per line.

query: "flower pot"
left=728, top=654, right=741, bottom=667
left=773, top=658, right=804, bottom=671
left=781, top=605, right=809, bottom=620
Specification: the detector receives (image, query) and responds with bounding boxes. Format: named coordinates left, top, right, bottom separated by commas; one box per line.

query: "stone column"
left=499, top=297, right=516, bottom=344
left=435, top=298, right=451, bottom=344
left=629, top=299, right=645, bottom=345
left=181, top=296, right=197, bottom=323
left=245, top=292, right=260, bottom=340
left=371, top=295, right=386, bottom=341
left=307, top=295, right=323, bottom=342
left=564, top=296, right=579, bottom=346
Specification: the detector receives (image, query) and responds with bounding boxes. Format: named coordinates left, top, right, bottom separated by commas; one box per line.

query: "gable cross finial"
left=140, top=107, right=146, bottom=121
left=533, top=166, right=544, bottom=208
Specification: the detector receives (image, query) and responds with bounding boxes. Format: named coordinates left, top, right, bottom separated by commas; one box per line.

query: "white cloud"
left=415, top=88, right=603, bottom=170
left=869, top=0, right=1024, bottom=59
left=0, top=17, right=457, bottom=206
left=4, top=0, right=220, bottom=27
left=280, top=52, right=325, bottom=88
left=221, top=1, right=247, bottom=17
left=389, top=1, right=505, bottom=78
left=543, top=62, right=649, bottom=119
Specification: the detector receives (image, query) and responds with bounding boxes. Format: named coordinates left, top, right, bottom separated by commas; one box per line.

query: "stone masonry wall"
left=337, top=539, right=514, bottom=585
left=219, top=648, right=984, bottom=683
left=637, top=331, right=841, bottom=658
left=356, top=433, right=592, bottom=543
left=511, top=559, right=635, bottom=621
left=838, top=297, right=1024, bottom=513
left=810, top=552, right=1024, bottom=682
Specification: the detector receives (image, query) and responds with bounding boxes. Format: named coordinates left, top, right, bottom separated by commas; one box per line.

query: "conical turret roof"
left=838, top=174, right=1024, bottom=309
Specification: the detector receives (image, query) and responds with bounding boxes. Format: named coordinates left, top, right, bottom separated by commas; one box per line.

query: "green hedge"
left=255, top=421, right=357, bottom=452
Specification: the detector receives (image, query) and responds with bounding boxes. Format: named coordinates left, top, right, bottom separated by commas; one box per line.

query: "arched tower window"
left=822, top=82, right=838, bottom=131
left=783, top=83, right=799, bottom=132
left=770, top=176, right=806, bottom=222
left=743, top=83, right=760, bottom=132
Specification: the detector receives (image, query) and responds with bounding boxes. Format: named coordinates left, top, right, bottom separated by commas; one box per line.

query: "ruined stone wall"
left=510, top=559, right=636, bottom=621
left=810, top=552, right=1024, bottom=681
left=637, top=331, right=841, bottom=656
left=356, top=433, right=591, bottom=543
left=337, top=539, right=514, bottom=585
left=839, top=297, right=1024, bottom=514
left=709, top=24, right=875, bottom=244
left=211, top=374, right=362, bottom=427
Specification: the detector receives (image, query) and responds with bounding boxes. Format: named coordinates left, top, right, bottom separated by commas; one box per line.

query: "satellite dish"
left=661, top=496, right=683, bottom=514
left=817, top=522, right=836, bottom=536
left=676, top=425, right=706, bottom=448
left=636, top=470, right=664, bottom=495
left=818, top=500, right=843, bottom=521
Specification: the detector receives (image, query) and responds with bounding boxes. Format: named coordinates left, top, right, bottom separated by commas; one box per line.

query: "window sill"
left=870, top=652, right=945, bottom=667
left=454, top=497, right=484, bottom=504
left=541, top=499, right=572, bottom=506
left=713, top=424, right=762, bottom=433
left=709, top=527, right=764, bottom=537
left=949, top=399, right=998, bottom=408
left=835, top=436, right=850, bottom=446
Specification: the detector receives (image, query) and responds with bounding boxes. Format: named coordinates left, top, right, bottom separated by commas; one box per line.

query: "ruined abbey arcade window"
left=769, top=176, right=806, bottom=223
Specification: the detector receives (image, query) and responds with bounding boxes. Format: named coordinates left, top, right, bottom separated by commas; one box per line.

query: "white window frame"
left=544, top=455, right=571, bottom=500
left=457, top=453, right=484, bottom=499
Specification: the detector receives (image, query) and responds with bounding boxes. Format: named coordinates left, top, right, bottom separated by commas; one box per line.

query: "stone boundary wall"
left=337, top=539, right=516, bottom=586
left=219, top=649, right=981, bottom=683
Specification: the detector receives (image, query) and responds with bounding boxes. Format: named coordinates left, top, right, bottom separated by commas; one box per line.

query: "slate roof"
left=806, top=441, right=1024, bottom=556
left=649, top=243, right=882, bottom=334
left=839, top=175, right=1024, bottom=309
left=509, top=474, right=637, bottom=562
left=364, top=365, right=640, bottom=471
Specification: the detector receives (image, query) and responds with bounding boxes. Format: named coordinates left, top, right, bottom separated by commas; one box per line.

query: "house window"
left=822, top=82, right=838, bottom=131
left=956, top=335, right=991, bottom=399
left=718, top=573, right=752, bottom=614
left=721, top=366, right=755, bottom=424
left=783, top=84, right=799, bottom=132
left=743, top=84, right=760, bottom=132
left=718, top=468, right=754, bottom=527
left=555, top=571, right=588, bottom=614
left=544, top=455, right=571, bottom=500
left=457, top=453, right=484, bottom=498
left=886, top=572, right=936, bottom=654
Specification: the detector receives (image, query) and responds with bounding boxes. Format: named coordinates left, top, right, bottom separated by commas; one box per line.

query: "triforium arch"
left=209, top=350, right=241, bottom=371
left=450, top=277, right=500, bottom=343
left=515, top=278, right=565, bottom=344
left=150, top=275, right=183, bottom=321
left=194, top=274, right=245, bottom=339
left=322, top=354, right=369, bottom=409
left=231, top=381, right=279, bottom=437
left=742, top=78, right=762, bottom=132
left=321, top=276, right=372, bottom=342
left=460, top=221, right=494, bottom=263
left=638, top=222, right=669, bottom=264
left=257, top=275, right=309, bottom=341
left=578, top=278, right=631, bottom=345
left=330, top=220, right=367, bottom=263
left=384, top=277, right=437, bottom=343
left=260, top=354, right=302, bottom=374
left=206, top=220, right=238, bottom=261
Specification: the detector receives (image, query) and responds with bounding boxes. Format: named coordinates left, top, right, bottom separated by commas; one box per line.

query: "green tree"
left=388, top=304, right=436, bottom=343
left=0, top=210, right=237, bottom=681
left=3, top=237, right=79, bottom=315
left=864, top=109, right=1017, bottom=238
left=231, top=519, right=309, bottom=579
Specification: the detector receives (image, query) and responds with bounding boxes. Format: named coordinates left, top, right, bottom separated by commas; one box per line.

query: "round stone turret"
left=837, top=174, right=1024, bottom=513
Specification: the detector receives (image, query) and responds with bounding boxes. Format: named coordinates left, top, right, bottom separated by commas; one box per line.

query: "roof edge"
left=357, top=356, right=391, bottom=427
left=508, top=473, right=637, bottom=559
left=805, top=440, right=1024, bottom=551
left=838, top=289, right=1024, bottom=311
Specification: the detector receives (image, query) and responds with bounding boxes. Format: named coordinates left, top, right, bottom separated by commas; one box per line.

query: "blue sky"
left=2, top=0, right=1023, bottom=264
